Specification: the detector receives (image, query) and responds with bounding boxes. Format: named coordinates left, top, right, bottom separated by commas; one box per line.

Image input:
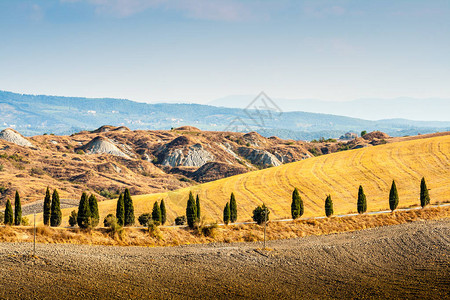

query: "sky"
left=1, top=0, right=449, bottom=104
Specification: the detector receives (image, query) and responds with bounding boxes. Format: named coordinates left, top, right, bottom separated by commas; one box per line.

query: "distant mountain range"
left=1, top=90, right=449, bottom=140
left=209, top=96, right=450, bottom=122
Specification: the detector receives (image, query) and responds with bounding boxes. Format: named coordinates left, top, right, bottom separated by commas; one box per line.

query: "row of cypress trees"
left=115, top=188, right=135, bottom=226
left=223, top=192, right=237, bottom=225
left=186, top=191, right=201, bottom=228
left=76, top=192, right=99, bottom=229
left=3, top=191, right=21, bottom=226
left=43, top=187, right=62, bottom=227
left=291, top=177, right=432, bottom=219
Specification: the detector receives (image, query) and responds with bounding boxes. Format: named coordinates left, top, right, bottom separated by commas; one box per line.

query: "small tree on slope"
left=357, top=185, right=367, bottom=214
left=89, top=194, right=99, bottom=227
left=123, top=188, right=135, bottom=226
left=77, top=192, right=91, bottom=229
left=4, top=199, right=13, bottom=225
left=229, top=192, right=237, bottom=223
left=152, top=201, right=162, bottom=225
left=223, top=202, right=230, bottom=225
left=389, top=180, right=399, bottom=212
left=50, top=189, right=62, bottom=227
left=160, top=199, right=166, bottom=225
left=291, top=188, right=304, bottom=219
left=43, top=187, right=52, bottom=226
left=325, top=195, right=333, bottom=217
left=196, top=195, right=201, bottom=220
left=14, top=191, right=22, bottom=226
left=420, top=177, right=430, bottom=208
left=186, top=191, right=197, bottom=229
left=116, top=193, right=125, bottom=226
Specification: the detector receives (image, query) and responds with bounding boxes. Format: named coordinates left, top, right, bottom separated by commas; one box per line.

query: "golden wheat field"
left=50, top=134, right=450, bottom=225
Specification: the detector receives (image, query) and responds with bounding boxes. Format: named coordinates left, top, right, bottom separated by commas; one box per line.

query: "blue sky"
left=1, top=0, right=449, bottom=103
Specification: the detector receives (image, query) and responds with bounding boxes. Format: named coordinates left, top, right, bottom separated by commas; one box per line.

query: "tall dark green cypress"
left=50, top=189, right=62, bottom=227
left=186, top=191, right=197, bottom=229
left=14, top=191, right=22, bottom=226
left=291, top=188, right=301, bottom=219
left=223, top=202, right=230, bottom=225
left=123, top=188, right=135, bottom=226
left=152, top=201, right=162, bottom=225
left=325, top=195, right=333, bottom=217
left=420, top=177, right=430, bottom=208
left=357, top=185, right=367, bottom=214
left=229, top=192, right=237, bottom=223
left=160, top=199, right=166, bottom=225
left=77, top=192, right=91, bottom=229
left=89, top=194, right=99, bottom=227
left=43, top=187, right=51, bottom=226
left=389, top=180, right=399, bottom=212
left=116, top=193, right=125, bottom=226
left=4, top=199, right=13, bottom=225
left=196, top=195, right=201, bottom=220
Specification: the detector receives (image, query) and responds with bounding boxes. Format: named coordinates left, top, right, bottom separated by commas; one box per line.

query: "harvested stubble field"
left=0, top=218, right=448, bottom=299
left=73, top=134, right=447, bottom=225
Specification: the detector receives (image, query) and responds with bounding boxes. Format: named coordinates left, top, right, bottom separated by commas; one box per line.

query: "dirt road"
left=0, top=220, right=449, bottom=299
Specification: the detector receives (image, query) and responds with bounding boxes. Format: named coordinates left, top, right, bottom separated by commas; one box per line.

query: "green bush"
left=138, top=213, right=152, bottom=226
left=175, top=216, right=186, bottom=225
left=252, top=204, right=269, bottom=225
left=21, top=217, right=30, bottom=226
left=68, top=210, right=78, bottom=227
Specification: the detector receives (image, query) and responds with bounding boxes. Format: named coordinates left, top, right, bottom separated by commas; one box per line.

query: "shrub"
left=325, top=195, right=333, bottom=217
left=30, top=167, right=46, bottom=176
left=138, top=213, right=152, bottom=226
left=357, top=185, right=367, bottom=214
left=103, top=214, right=116, bottom=227
left=175, top=216, right=186, bottom=225
left=389, top=180, right=399, bottom=211
left=420, top=177, right=430, bottom=208
left=200, top=223, right=218, bottom=238
left=252, top=204, right=269, bottom=225
left=68, top=210, right=78, bottom=227
left=361, top=130, right=367, bottom=137
left=103, top=214, right=123, bottom=239
left=21, top=217, right=30, bottom=226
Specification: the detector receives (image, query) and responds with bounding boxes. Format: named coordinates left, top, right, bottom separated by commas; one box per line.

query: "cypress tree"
left=123, top=188, right=135, bottom=226
left=230, top=192, right=237, bottom=223
left=89, top=194, right=99, bottom=227
left=420, top=177, right=430, bottom=208
left=160, top=199, right=166, bottom=225
left=186, top=191, right=197, bottom=228
left=116, top=193, right=125, bottom=226
left=50, top=189, right=62, bottom=227
left=325, top=195, right=333, bottom=217
left=14, top=191, right=22, bottom=226
left=4, top=199, right=13, bottom=225
left=43, top=187, right=51, bottom=226
left=196, top=195, right=201, bottom=220
left=152, top=201, right=162, bottom=225
left=389, top=180, right=399, bottom=212
left=77, top=192, right=91, bottom=229
left=357, top=185, right=367, bottom=214
left=291, top=188, right=302, bottom=219
left=223, top=202, right=230, bottom=225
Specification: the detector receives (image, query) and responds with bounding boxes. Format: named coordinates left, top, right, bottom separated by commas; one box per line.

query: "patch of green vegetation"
left=311, top=137, right=337, bottom=143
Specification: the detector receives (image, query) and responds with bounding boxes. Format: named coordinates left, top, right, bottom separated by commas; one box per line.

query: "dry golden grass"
left=5, top=206, right=449, bottom=247
left=27, top=134, right=450, bottom=226
left=92, top=134, right=450, bottom=223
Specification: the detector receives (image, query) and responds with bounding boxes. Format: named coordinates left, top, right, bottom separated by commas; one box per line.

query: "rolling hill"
left=47, top=132, right=449, bottom=225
